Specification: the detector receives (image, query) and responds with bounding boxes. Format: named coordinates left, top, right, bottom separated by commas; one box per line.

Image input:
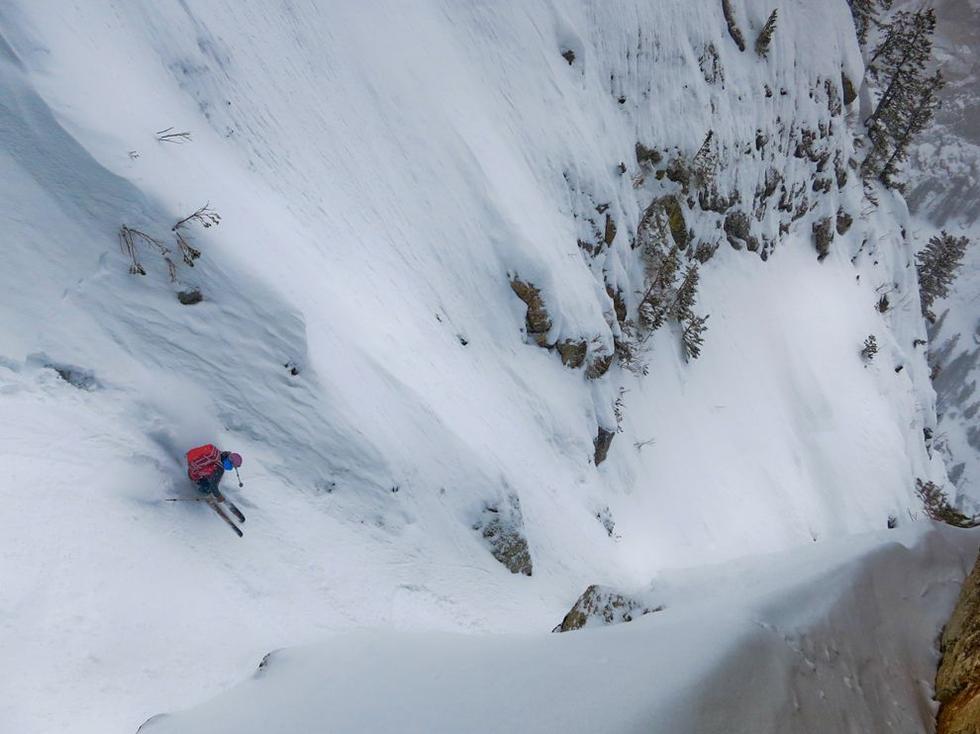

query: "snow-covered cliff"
left=0, top=1, right=971, bottom=732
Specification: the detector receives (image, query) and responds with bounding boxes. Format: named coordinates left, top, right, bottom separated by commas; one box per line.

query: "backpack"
left=187, top=444, right=221, bottom=481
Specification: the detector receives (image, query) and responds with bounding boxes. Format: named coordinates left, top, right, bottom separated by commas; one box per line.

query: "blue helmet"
left=222, top=457, right=234, bottom=470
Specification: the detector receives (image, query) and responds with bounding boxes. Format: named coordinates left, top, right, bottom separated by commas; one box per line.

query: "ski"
left=224, top=500, right=246, bottom=524
left=211, top=489, right=246, bottom=523
left=206, top=497, right=244, bottom=537
left=165, top=492, right=245, bottom=532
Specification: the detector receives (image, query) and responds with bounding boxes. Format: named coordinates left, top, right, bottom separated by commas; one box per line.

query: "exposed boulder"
left=557, top=340, right=588, bottom=369
left=635, top=141, right=662, bottom=166
left=813, top=217, right=834, bottom=260
left=606, top=285, right=627, bottom=325
left=177, top=288, right=203, bottom=305
left=724, top=210, right=759, bottom=251
left=594, top=426, right=615, bottom=466
left=836, top=209, right=853, bottom=235
left=586, top=351, right=613, bottom=379
left=936, top=549, right=980, bottom=734
left=510, top=278, right=552, bottom=346
left=552, top=584, right=663, bottom=632
left=473, top=495, right=532, bottom=576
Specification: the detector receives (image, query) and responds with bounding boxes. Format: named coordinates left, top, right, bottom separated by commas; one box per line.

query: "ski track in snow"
left=0, top=1, right=973, bottom=732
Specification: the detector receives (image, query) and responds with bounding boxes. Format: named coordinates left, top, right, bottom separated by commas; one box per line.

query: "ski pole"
left=234, top=466, right=244, bottom=487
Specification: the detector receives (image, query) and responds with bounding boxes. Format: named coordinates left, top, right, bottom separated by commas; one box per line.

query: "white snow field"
left=140, top=525, right=979, bottom=734
left=0, top=1, right=973, bottom=732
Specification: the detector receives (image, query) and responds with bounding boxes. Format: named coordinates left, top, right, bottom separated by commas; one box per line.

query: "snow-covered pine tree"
left=862, top=9, right=938, bottom=186
left=681, top=315, right=709, bottom=361
left=668, top=264, right=700, bottom=323
left=755, top=10, right=778, bottom=58
left=861, top=335, right=879, bottom=360
left=878, top=69, right=944, bottom=187
left=916, top=231, right=971, bottom=322
left=847, top=0, right=892, bottom=48
left=638, top=245, right=680, bottom=331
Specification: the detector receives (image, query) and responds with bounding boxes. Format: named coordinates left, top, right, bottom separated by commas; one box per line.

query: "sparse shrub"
left=614, top=327, right=650, bottom=376
left=698, top=43, right=724, bottom=85
left=560, top=48, right=575, bottom=65
left=155, top=126, right=192, bottom=144
left=861, top=334, right=879, bottom=360
left=755, top=10, right=778, bottom=58
left=119, top=203, right=220, bottom=281
left=172, top=203, right=221, bottom=266
left=915, top=479, right=979, bottom=528
left=916, top=231, right=971, bottom=322
left=877, top=294, right=890, bottom=313
left=595, top=507, right=617, bottom=537
left=119, top=226, right=176, bottom=280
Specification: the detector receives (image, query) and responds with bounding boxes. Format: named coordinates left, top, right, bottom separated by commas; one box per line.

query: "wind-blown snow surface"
left=0, top=1, right=959, bottom=732
left=142, top=525, right=979, bottom=734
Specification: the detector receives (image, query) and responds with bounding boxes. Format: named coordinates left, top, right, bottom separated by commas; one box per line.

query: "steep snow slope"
left=142, top=525, right=979, bottom=734
left=0, top=1, right=955, bottom=732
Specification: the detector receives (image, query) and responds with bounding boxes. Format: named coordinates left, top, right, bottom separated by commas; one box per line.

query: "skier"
left=186, top=443, right=243, bottom=496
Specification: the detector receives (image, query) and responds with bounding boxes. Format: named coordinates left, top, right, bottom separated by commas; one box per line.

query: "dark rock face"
left=510, top=278, right=552, bottom=346
left=836, top=209, right=853, bottom=235
left=553, top=584, right=663, bottom=632
left=936, top=549, right=980, bottom=734
left=603, top=214, right=617, bottom=245
left=841, top=72, right=857, bottom=106
left=594, top=426, right=615, bottom=466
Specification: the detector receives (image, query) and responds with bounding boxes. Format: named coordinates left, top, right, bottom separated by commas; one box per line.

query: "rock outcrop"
left=552, top=584, right=662, bottom=632
left=473, top=495, right=532, bottom=576
left=510, top=278, right=552, bottom=347
left=936, top=549, right=980, bottom=734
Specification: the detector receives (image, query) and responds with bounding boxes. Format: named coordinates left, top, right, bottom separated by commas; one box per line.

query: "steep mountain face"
left=901, top=0, right=980, bottom=510
left=0, top=1, right=970, bottom=732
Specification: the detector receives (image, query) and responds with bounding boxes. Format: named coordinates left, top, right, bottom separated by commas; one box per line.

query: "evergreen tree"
left=916, top=231, right=971, bottom=321
left=848, top=0, right=892, bottom=47
left=637, top=245, right=680, bottom=331
left=755, top=10, right=778, bottom=58
left=682, top=315, right=709, bottom=361
left=669, top=264, right=700, bottom=323
left=862, top=8, right=939, bottom=186
left=878, top=69, right=944, bottom=186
